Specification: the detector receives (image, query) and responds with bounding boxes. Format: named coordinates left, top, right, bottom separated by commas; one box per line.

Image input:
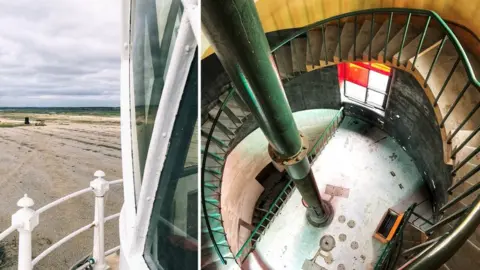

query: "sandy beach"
left=0, top=113, right=123, bottom=269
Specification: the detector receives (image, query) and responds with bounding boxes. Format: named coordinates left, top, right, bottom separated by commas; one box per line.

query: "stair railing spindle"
left=306, top=32, right=315, bottom=68
left=439, top=183, right=480, bottom=212
left=447, top=102, right=480, bottom=143
left=451, top=125, right=480, bottom=158
left=397, top=13, right=412, bottom=66
left=424, top=35, right=447, bottom=87
left=338, top=19, right=342, bottom=61
left=384, top=12, right=393, bottom=63
left=411, top=16, right=431, bottom=71
left=452, top=146, right=480, bottom=174
left=427, top=204, right=473, bottom=234
left=322, top=24, right=328, bottom=64
left=440, top=81, right=471, bottom=127
left=434, top=57, right=460, bottom=106
left=368, top=13, right=374, bottom=62
left=448, top=164, right=480, bottom=193
left=353, top=16, right=357, bottom=59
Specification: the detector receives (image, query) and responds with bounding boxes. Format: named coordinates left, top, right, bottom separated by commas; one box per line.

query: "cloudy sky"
left=0, top=0, right=120, bottom=107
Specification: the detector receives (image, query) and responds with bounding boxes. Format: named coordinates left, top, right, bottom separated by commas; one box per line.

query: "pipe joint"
left=268, top=131, right=309, bottom=166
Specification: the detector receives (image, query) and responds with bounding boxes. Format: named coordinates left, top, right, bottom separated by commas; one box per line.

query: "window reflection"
left=132, top=0, right=180, bottom=181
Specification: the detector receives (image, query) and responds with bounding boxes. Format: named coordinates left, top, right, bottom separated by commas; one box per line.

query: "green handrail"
left=201, top=89, right=237, bottom=265
left=269, top=8, right=480, bottom=88
left=234, top=179, right=294, bottom=259
left=309, top=108, right=345, bottom=157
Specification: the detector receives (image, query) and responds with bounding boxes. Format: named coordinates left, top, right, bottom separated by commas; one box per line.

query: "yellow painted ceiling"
left=201, top=0, right=480, bottom=59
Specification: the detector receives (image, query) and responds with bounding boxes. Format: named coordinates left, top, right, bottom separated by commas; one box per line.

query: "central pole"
left=202, top=0, right=333, bottom=227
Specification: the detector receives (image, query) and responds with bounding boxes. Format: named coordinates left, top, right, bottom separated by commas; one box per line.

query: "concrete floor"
left=245, top=117, right=431, bottom=270
left=221, top=109, right=341, bottom=256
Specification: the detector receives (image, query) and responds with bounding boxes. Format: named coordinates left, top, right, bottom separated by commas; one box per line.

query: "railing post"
left=90, top=170, right=110, bottom=270
left=12, top=194, right=38, bottom=270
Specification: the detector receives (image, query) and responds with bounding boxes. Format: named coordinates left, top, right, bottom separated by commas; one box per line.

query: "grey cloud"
left=0, top=0, right=120, bottom=107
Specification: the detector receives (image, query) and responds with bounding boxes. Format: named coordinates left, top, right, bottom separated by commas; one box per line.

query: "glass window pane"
left=142, top=48, right=198, bottom=268
left=144, top=83, right=198, bottom=269
left=337, top=63, right=346, bottom=85
left=145, top=167, right=198, bottom=269
left=345, top=63, right=369, bottom=87
left=345, top=81, right=367, bottom=102
left=132, top=0, right=181, bottom=181
left=131, top=0, right=198, bottom=269
left=370, top=63, right=391, bottom=75
left=368, top=70, right=389, bottom=93
left=367, top=89, right=386, bottom=107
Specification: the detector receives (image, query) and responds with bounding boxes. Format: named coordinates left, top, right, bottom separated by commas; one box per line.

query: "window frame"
left=119, top=0, right=199, bottom=268
left=340, top=62, right=392, bottom=111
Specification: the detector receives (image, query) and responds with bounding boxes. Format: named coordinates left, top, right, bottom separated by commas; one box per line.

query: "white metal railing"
left=0, top=170, right=123, bottom=270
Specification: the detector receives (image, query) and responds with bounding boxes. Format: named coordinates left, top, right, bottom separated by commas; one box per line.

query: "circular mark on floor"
left=320, top=235, right=336, bottom=251
left=338, top=215, right=346, bottom=223
left=351, top=241, right=359, bottom=250
left=338, top=264, right=345, bottom=270
left=339, top=233, right=347, bottom=242
left=324, top=256, right=333, bottom=264
left=347, top=220, right=356, bottom=228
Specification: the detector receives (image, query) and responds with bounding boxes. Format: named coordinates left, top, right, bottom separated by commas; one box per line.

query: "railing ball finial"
left=94, top=170, right=106, bottom=179
left=17, top=194, right=34, bottom=209
left=91, top=170, right=109, bottom=197
left=13, top=194, right=38, bottom=231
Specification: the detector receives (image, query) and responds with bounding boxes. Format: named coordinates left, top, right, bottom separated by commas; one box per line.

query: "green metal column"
left=202, top=0, right=333, bottom=227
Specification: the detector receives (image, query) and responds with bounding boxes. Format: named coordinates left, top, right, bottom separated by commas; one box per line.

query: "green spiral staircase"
left=201, top=8, right=480, bottom=270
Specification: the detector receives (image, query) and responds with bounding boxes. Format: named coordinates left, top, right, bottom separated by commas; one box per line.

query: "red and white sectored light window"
left=338, top=62, right=392, bottom=109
